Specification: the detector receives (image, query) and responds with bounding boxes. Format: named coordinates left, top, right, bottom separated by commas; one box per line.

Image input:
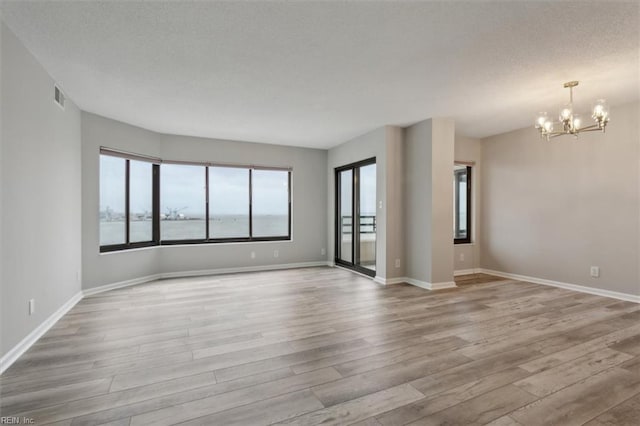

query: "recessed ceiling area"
left=1, top=1, right=638, bottom=148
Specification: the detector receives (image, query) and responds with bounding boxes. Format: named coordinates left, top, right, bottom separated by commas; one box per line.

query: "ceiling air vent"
left=54, top=84, right=65, bottom=110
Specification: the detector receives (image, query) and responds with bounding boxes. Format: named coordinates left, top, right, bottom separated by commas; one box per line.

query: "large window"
left=99, top=148, right=291, bottom=251
left=454, top=165, right=471, bottom=244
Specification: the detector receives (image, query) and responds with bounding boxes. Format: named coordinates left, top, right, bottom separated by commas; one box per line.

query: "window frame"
left=99, top=151, right=160, bottom=253
left=454, top=165, right=472, bottom=245
left=99, top=148, right=292, bottom=252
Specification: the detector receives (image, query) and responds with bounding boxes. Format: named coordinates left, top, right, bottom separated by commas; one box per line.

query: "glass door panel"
left=358, top=164, right=376, bottom=272
left=338, top=169, right=353, bottom=263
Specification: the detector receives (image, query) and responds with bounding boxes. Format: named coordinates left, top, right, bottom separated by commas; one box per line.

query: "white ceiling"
left=1, top=1, right=638, bottom=149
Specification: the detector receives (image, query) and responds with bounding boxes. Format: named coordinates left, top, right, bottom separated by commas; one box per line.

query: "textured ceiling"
left=1, top=1, right=638, bottom=148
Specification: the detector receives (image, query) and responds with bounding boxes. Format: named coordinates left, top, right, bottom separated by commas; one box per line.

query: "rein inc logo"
left=0, top=418, right=34, bottom=425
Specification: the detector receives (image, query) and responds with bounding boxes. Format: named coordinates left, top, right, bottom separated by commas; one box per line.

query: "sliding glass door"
left=335, top=158, right=376, bottom=276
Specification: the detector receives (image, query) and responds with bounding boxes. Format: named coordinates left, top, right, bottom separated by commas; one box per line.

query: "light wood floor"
left=1, top=267, right=639, bottom=425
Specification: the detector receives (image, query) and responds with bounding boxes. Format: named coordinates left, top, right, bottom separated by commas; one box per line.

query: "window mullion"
left=454, top=171, right=461, bottom=238
left=205, top=166, right=210, bottom=241
left=125, top=159, right=131, bottom=246
left=249, top=168, right=253, bottom=239
left=466, top=166, right=472, bottom=243
left=288, top=171, right=292, bottom=239
left=153, top=164, right=160, bottom=245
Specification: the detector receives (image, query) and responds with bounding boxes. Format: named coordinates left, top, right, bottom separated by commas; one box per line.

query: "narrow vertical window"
left=160, top=164, right=206, bottom=241
left=252, top=169, right=290, bottom=238
left=209, top=167, right=250, bottom=239
left=100, top=155, right=126, bottom=246
left=454, top=165, right=471, bottom=244
left=129, top=160, right=154, bottom=243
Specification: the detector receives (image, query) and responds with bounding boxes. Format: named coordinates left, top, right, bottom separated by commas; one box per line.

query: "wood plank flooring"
left=1, top=267, right=639, bottom=425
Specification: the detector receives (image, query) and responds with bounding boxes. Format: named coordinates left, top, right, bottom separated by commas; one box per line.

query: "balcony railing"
left=341, top=215, right=376, bottom=234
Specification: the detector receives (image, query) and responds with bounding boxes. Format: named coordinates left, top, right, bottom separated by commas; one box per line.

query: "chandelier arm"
left=574, top=125, right=605, bottom=133
left=547, top=132, right=566, bottom=139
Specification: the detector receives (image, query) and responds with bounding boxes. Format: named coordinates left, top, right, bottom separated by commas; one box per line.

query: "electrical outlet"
left=29, top=299, right=35, bottom=315
left=76, top=270, right=81, bottom=283
left=459, top=253, right=465, bottom=261
left=590, top=266, right=600, bottom=278
left=321, top=248, right=326, bottom=256
left=395, top=258, right=401, bottom=268
left=250, top=251, right=256, bottom=259
left=274, top=250, right=279, bottom=258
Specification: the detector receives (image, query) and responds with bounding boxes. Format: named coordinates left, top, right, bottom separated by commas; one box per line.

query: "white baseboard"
left=374, top=276, right=406, bottom=285
left=82, top=261, right=331, bottom=297
left=0, top=261, right=331, bottom=375
left=374, top=275, right=457, bottom=290
left=160, top=261, right=329, bottom=279
left=430, top=281, right=458, bottom=290
left=0, top=291, right=83, bottom=374
left=82, top=273, right=162, bottom=297
left=454, top=268, right=482, bottom=276
left=404, top=277, right=457, bottom=291
left=480, top=268, right=640, bottom=303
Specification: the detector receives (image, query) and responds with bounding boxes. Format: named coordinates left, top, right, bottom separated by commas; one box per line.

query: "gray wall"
left=403, top=118, right=455, bottom=285
left=0, top=14, right=4, bottom=361
left=81, top=113, right=161, bottom=289
left=81, top=114, right=328, bottom=289
left=1, top=22, right=82, bottom=357
left=385, top=127, right=404, bottom=279
left=403, top=120, right=433, bottom=282
left=454, top=134, right=482, bottom=272
left=430, top=119, right=455, bottom=283
left=481, top=101, right=640, bottom=296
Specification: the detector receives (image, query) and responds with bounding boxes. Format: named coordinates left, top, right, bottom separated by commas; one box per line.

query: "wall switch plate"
left=590, top=266, right=600, bottom=278
left=274, top=250, right=279, bottom=258
left=29, top=299, right=35, bottom=315
left=250, top=251, right=256, bottom=259
left=395, top=258, right=401, bottom=268
left=321, top=248, right=326, bottom=255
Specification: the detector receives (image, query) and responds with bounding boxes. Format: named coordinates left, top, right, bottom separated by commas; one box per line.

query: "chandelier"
left=535, top=81, right=610, bottom=140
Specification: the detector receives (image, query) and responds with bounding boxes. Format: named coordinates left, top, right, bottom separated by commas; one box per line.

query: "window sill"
left=100, top=238, right=293, bottom=254
left=158, top=239, right=293, bottom=249
left=99, top=245, right=156, bottom=255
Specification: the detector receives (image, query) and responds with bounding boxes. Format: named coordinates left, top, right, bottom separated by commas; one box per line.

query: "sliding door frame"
left=335, top=157, right=376, bottom=277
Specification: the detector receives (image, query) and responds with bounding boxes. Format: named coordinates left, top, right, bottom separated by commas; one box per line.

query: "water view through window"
left=252, top=169, right=289, bottom=237
left=129, top=160, right=153, bottom=243
left=209, top=167, right=250, bottom=238
left=99, top=150, right=291, bottom=250
left=160, top=163, right=206, bottom=240
left=99, top=155, right=126, bottom=246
